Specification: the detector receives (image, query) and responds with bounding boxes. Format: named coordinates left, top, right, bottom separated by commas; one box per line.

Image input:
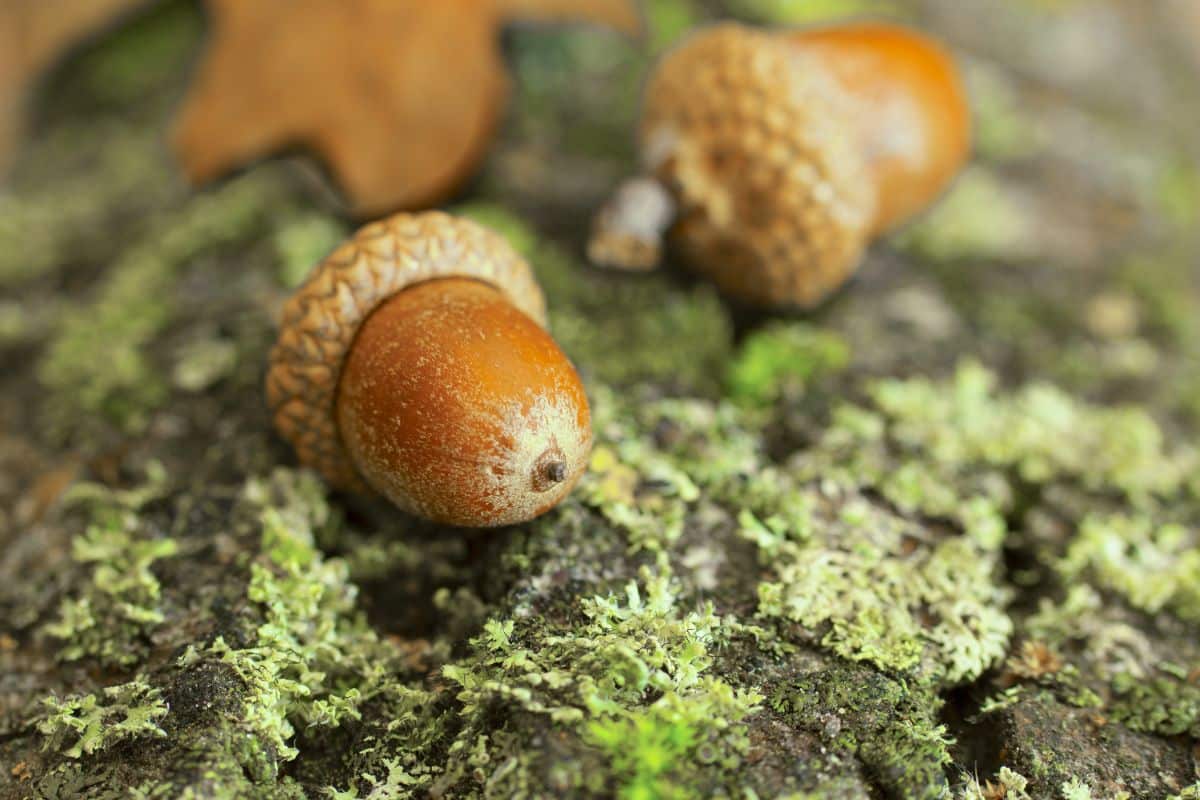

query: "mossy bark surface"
left=1, top=1, right=1199, bottom=799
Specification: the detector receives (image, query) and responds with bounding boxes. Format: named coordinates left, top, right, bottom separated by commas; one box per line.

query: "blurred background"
left=1, top=0, right=1197, bottom=453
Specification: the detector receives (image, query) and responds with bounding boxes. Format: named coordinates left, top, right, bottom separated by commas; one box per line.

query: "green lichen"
left=171, top=335, right=239, bottom=392
left=1155, top=155, right=1200, bottom=231
left=43, top=466, right=177, bottom=667
left=1107, top=672, right=1200, bottom=738
left=898, top=167, right=1035, bottom=262
left=324, top=759, right=422, bottom=800
left=745, top=497, right=1012, bottom=684
left=179, top=470, right=440, bottom=786
left=1113, top=250, right=1200, bottom=424
left=5, top=0, right=1200, bottom=795
left=38, top=175, right=283, bottom=438
left=813, top=362, right=1195, bottom=507
left=957, top=766, right=1032, bottom=800
left=37, top=678, right=169, bottom=759
left=579, top=373, right=1014, bottom=685
left=1023, top=583, right=1197, bottom=727
left=440, top=565, right=761, bottom=797
left=1059, top=514, right=1200, bottom=622
left=1059, top=777, right=1095, bottom=800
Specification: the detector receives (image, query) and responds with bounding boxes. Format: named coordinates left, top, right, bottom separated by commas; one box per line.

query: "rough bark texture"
left=1, top=1, right=1198, bottom=799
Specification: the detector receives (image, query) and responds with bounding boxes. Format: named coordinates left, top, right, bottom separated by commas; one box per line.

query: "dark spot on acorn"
left=545, top=460, right=568, bottom=484
left=532, top=448, right=570, bottom=493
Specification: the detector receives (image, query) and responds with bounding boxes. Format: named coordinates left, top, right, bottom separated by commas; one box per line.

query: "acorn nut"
left=267, top=212, right=593, bottom=527
left=589, top=21, right=971, bottom=308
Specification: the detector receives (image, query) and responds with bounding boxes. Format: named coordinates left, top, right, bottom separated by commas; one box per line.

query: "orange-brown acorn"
left=588, top=21, right=971, bottom=308
left=267, top=212, right=593, bottom=527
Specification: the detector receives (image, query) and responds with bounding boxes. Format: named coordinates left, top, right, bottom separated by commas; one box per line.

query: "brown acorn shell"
left=335, top=278, right=592, bottom=527
left=785, top=23, right=970, bottom=235
left=639, top=23, right=877, bottom=308
left=266, top=211, right=546, bottom=492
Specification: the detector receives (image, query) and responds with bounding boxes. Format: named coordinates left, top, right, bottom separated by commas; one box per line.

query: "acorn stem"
left=587, top=176, right=676, bottom=272
left=544, top=460, right=568, bottom=484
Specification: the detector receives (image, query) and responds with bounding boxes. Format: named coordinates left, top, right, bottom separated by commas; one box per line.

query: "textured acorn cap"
left=266, top=211, right=547, bottom=492
left=639, top=22, right=877, bottom=309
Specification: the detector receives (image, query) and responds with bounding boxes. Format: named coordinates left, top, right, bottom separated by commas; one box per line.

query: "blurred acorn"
left=589, top=21, right=970, bottom=308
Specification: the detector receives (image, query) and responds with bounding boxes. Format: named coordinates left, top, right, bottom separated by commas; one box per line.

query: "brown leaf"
left=0, top=0, right=151, bottom=175
left=495, top=0, right=641, bottom=35
left=172, top=0, right=641, bottom=217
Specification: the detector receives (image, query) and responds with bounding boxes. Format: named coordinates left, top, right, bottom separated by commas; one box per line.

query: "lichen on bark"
left=2, top=1, right=1199, bottom=799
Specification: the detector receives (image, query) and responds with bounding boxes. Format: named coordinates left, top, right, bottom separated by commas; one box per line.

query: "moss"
left=774, top=665, right=953, bottom=800
left=272, top=213, right=348, bottom=289
left=727, top=0, right=903, bottom=25
left=1154, top=155, right=1200, bottom=231
left=726, top=322, right=850, bottom=407
left=459, top=204, right=735, bottom=395
left=645, top=0, right=701, bottom=51
left=967, top=62, right=1048, bottom=163
left=0, top=125, right=170, bottom=288
left=587, top=687, right=757, bottom=799
left=37, top=678, right=169, bottom=759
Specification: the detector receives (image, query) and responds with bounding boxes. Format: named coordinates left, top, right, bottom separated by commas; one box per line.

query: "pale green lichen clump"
left=12, top=309, right=1200, bottom=798
left=37, top=679, right=169, bottom=760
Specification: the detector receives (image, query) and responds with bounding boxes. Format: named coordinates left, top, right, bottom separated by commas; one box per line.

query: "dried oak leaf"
left=172, top=0, right=642, bottom=216
left=0, top=0, right=151, bottom=175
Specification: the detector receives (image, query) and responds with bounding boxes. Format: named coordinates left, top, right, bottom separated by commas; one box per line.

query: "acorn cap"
left=639, top=22, right=876, bottom=308
left=266, top=211, right=547, bottom=492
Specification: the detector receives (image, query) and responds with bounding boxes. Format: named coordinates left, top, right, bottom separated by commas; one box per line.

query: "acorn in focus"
left=588, top=21, right=971, bottom=308
left=267, top=212, right=592, bottom=527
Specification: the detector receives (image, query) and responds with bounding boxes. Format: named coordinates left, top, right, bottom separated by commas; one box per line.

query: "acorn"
left=267, top=212, right=592, bottom=527
left=588, top=21, right=971, bottom=308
